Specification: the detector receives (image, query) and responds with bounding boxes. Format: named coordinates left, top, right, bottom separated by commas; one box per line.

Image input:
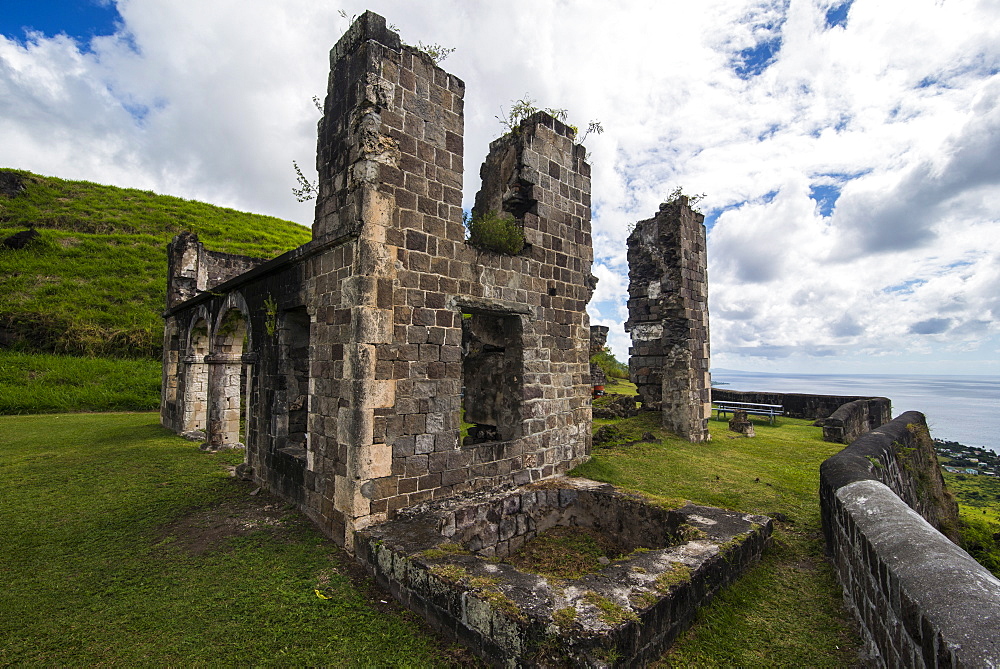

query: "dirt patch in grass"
left=152, top=482, right=298, bottom=554
left=504, top=526, right=626, bottom=579
left=151, top=478, right=487, bottom=665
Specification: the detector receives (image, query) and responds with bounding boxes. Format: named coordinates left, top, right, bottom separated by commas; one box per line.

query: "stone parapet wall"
left=712, top=388, right=891, bottom=440
left=819, top=412, right=995, bottom=666
left=822, top=398, right=889, bottom=444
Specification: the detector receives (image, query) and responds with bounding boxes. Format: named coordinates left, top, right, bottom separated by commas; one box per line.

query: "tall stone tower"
left=624, top=196, right=711, bottom=442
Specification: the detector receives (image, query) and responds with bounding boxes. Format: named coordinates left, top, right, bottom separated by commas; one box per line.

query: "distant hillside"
left=0, top=169, right=311, bottom=358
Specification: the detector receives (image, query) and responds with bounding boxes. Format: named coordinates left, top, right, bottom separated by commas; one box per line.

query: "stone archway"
left=206, top=299, right=251, bottom=450
left=180, top=313, right=211, bottom=436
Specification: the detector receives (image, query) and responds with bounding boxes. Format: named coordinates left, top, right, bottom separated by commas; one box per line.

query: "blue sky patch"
left=1, top=1, right=122, bottom=50
left=809, top=183, right=841, bottom=216
left=704, top=202, right=744, bottom=230
left=733, top=38, right=782, bottom=79
left=824, top=1, right=853, bottom=29
left=759, top=189, right=779, bottom=204
left=884, top=278, right=927, bottom=295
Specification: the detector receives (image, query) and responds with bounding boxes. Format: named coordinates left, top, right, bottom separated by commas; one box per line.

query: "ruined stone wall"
left=625, top=197, right=710, bottom=442
left=162, top=12, right=594, bottom=551
left=589, top=325, right=608, bottom=387
left=819, top=412, right=997, bottom=666
left=165, top=231, right=266, bottom=309
left=305, top=19, right=594, bottom=545
left=822, top=399, right=890, bottom=444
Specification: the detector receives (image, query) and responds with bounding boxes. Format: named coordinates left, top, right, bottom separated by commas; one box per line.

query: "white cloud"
left=1, top=0, right=999, bottom=374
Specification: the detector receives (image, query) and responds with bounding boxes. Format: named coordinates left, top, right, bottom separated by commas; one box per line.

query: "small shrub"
left=590, top=346, right=628, bottom=380
left=465, top=210, right=525, bottom=255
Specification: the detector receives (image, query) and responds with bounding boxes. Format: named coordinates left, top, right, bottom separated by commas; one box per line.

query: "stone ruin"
left=625, top=198, right=712, bottom=442
left=161, top=12, right=759, bottom=665
left=589, top=325, right=609, bottom=390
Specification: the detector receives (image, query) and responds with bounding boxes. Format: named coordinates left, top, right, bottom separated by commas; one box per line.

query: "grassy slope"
left=0, top=169, right=311, bottom=358
left=0, top=413, right=455, bottom=666
left=574, top=410, right=861, bottom=666
left=939, top=463, right=1000, bottom=576
left=0, top=351, right=161, bottom=413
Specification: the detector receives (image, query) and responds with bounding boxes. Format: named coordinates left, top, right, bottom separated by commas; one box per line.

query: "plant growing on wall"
left=263, top=295, right=278, bottom=337
left=497, top=96, right=603, bottom=143
left=666, top=186, right=707, bottom=211
left=464, top=210, right=525, bottom=255
left=292, top=160, right=318, bottom=202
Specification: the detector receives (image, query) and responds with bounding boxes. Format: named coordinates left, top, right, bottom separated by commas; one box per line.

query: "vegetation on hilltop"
left=937, top=448, right=1000, bottom=577
left=590, top=345, right=629, bottom=380
left=0, top=169, right=311, bottom=358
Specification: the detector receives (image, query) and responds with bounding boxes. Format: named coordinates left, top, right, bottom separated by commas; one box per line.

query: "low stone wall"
left=821, top=398, right=891, bottom=444
left=820, top=412, right=999, bottom=666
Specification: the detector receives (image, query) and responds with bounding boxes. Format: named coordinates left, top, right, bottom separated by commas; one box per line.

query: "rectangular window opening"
left=461, top=310, right=523, bottom=446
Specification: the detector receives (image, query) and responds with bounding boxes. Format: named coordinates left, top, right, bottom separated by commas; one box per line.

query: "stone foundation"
left=355, top=478, right=772, bottom=666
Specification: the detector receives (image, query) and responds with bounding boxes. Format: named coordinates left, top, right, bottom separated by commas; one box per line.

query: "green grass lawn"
left=1, top=408, right=859, bottom=666
left=573, top=411, right=861, bottom=666
left=0, top=351, right=161, bottom=414
left=0, top=413, right=463, bottom=666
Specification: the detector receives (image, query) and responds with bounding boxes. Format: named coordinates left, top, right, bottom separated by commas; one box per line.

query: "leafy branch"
left=416, top=42, right=455, bottom=64
left=292, top=160, right=317, bottom=202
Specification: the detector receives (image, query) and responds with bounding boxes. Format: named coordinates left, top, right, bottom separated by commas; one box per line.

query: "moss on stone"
left=582, top=591, right=639, bottom=625
left=552, top=606, right=577, bottom=628
left=654, top=562, right=692, bottom=592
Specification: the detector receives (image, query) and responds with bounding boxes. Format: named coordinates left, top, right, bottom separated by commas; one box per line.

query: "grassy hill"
left=0, top=169, right=311, bottom=359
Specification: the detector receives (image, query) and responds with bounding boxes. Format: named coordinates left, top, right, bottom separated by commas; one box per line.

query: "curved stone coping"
left=830, top=479, right=1000, bottom=666
left=354, top=478, right=772, bottom=666
left=821, top=411, right=1000, bottom=666
left=820, top=411, right=951, bottom=521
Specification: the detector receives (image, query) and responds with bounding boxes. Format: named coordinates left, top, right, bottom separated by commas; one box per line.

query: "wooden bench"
left=713, top=400, right=784, bottom=425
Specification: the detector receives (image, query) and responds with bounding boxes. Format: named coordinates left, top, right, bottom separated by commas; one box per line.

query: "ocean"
left=711, top=369, right=1000, bottom=454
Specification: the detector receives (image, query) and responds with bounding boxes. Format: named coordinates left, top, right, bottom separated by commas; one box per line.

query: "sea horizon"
left=710, top=368, right=999, bottom=454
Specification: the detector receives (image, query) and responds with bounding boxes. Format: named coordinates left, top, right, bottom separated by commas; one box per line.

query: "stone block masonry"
left=625, top=197, right=711, bottom=442
left=355, top=477, right=772, bottom=667
left=161, top=11, right=595, bottom=551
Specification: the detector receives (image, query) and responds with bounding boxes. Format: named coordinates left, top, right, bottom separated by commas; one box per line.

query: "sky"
left=2, top=0, right=1000, bottom=376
